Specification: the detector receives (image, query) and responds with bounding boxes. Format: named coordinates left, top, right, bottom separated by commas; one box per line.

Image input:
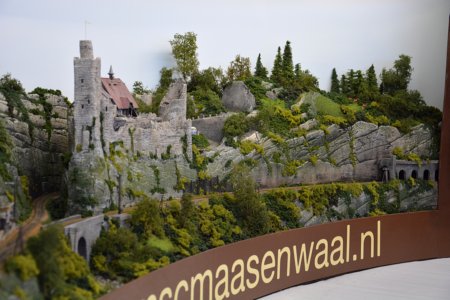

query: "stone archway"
left=78, top=237, right=87, bottom=260
left=411, top=170, right=418, bottom=179
left=399, top=170, right=406, bottom=180
left=423, top=169, right=430, bottom=180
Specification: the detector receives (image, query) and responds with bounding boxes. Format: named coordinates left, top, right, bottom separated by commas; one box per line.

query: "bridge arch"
left=78, top=237, right=87, bottom=260
left=398, top=170, right=406, bottom=180
left=411, top=170, right=418, bottom=179
left=423, top=169, right=430, bottom=180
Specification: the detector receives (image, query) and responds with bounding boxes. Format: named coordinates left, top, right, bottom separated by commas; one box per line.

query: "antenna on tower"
left=84, top=20, right=91, bottom=39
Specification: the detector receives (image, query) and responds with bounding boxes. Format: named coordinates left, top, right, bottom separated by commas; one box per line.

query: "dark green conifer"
left=330, top=68, right=340, bottom=93
left=271, top=47, right=283, bottom=85
left=281, top=41, right=294, bottom=86
left=254, top=53, right=268, bottom=79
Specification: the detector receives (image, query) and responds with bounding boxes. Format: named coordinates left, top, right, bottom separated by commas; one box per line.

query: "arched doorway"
left=423, top=170, right=430, bottom=180
left=399, top=170, right=406, bottom=180
left=435, top=169, right=439, bottom=181
left=411, top=170, right=418, bottom=179
left=78, top=237, right=87, bottom=260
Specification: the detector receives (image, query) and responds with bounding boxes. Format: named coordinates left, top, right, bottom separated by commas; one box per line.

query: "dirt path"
left=0, top=192, right=59, bottom=263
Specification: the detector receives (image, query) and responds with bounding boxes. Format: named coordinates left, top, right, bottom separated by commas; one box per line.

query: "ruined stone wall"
left=158, top=80, right=187, bottom=122
left=192, top=113, right=235, bottom=143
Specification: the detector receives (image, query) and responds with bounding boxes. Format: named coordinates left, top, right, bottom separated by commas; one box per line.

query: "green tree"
left=27, top=225, right=101, bottom=299
left=230, top=164, right=271, bottom=237
left=188, top=67, right=225, bottom=95
left=190, top=88, right=225, bottom=116
left=271, top=47, right=283, bottom=86
left=227, top=55, right=252, bottom=82
left=292, top=63, right=319, bottom=93
left=130, top=196, right=164, bottom=238
left=132, top=81, right=150, bottom=95
left=340, top=74, right=349, bottom=95
left=150, top=67, right=174, bottom=113
left=381, top=54, right=413, bottom=95
left=223, top=113, right=249, bottom=141
left=366, top=64, right=379, bottom=99
left=254, top=53, right=268, bottom=79
left=330, top=68, right=340, bottom=93
left=281, top=41, right=295, bottom=86
left=169, top=32, right=199, bottom=81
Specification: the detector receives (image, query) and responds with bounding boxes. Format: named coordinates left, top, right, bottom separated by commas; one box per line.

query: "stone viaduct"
left=378, top=157, right=439, bottom=182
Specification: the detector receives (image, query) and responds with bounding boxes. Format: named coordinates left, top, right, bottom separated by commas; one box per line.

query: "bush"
left=5, top=254, right=39, bottom=281
left=223, top=113, right=249, bottom=139
left=192, top=133, right=209, bottom=149
left=239, top=140, right=264, bottom=155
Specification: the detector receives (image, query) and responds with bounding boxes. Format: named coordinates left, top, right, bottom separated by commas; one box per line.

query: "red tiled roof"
left=101, top=77, right=139, bottom=109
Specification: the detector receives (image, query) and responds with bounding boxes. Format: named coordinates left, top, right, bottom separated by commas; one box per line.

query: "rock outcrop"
left=221, top=81, right=256, bottom=113
left=0, top=92, right=70, bottom=196
left=205, top=121, right=435, bottom=187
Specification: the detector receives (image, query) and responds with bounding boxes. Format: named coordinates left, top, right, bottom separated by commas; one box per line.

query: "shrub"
left=239, top=140, right=264, bottom=155
left=223, top=113, right=249, bottom=139
left=192, top=133, right=209, bottom=149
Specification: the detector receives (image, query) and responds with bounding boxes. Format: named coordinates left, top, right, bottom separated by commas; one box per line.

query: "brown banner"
left=100, top=17, right=450, bottom=300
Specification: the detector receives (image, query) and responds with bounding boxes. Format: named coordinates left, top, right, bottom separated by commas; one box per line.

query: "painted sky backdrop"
left=0, top=0, right=449, bottom=108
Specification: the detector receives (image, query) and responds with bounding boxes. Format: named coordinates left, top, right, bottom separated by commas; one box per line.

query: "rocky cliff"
left=0, top=91, right=71, bottom=196
left=205, top=121, right=434, bottom=186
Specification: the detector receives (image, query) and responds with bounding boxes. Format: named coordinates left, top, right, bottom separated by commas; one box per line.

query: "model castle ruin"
left=73, top=40, right=192, bottom=159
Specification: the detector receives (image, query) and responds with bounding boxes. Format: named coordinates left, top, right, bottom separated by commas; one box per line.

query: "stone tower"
left=73, top=40, right=102, bottom=152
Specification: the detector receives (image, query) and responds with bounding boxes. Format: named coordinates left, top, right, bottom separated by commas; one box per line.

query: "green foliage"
left=254, top=99, right=301, bottom=138
left=170, top=32, right=199, bottom=81
left=254, top=53, right=268, bottom=79
left=321, top=115, right=348, bottom=126
left=381, top=54, right=412, bottom=94
left=271, top=47, right=283, bottom=85
left=188, top=67, right=225, bottom=96
left=0, top=119, right=13, bottom=180
left=190, top=87, right=225, bottom=117
left=281, top=41, right=295, bottom=86
left=391, top=118, right=420, bottom=134
left=244, top=76, right=267, bottom=106
left=230, top=164, right=271, bottom=237
left=226, top=55, right=252, bottom=82
left=239, top=140, right=264, bottom=155
left=130, top=196, right=164, bottom=238
left=330, top=68, right=340, bottom=93
left=309, top=154, right=318, bottom=166
left=281, top=160, right=302, bottom=176
left=223, top=113, right=249, bottom=144
left=192, top=133, right=209, bottom=149
left=263, top=189, right=300, bottom=228
left=27, top=225, right=101, bottom=299
left=5, top=254, right=39, bottom=281
left=151, top=67, right=173, bottom=113
left=132, top=81, right=150, bottom=95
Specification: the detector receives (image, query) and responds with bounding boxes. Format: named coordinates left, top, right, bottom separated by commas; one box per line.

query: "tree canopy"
left=169, top=32, right=199, bottom=81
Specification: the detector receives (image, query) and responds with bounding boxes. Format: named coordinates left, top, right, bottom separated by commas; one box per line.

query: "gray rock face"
left=207, top=121, right=435, bottom=188
left=0, top=92, right=70, bottom=196
left=221, top=81, right=256, bottom=112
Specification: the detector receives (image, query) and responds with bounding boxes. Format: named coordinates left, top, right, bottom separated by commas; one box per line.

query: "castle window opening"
left=411, top=170, right=418, bottom=179
left=88, top=99, right=90, bottom=104
left=105, top=107, right=108, bottom=111
left=81, top=104, right=84, bottom=109
left=81, top=79, right=84, bottom=83
left=399, top=170, right=406, bottom=180
left=423, top=169, right=430, bottom=180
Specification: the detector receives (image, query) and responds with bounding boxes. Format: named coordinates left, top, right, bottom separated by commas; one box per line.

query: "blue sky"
left=0, top=0, right=449, bottom=108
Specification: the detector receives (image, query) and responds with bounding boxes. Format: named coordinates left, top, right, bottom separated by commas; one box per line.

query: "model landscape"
left=0, top=32, right=442, bottom=299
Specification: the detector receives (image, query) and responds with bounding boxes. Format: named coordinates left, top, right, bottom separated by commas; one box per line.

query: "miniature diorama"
left=0, top=1, right=449, bottom=299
